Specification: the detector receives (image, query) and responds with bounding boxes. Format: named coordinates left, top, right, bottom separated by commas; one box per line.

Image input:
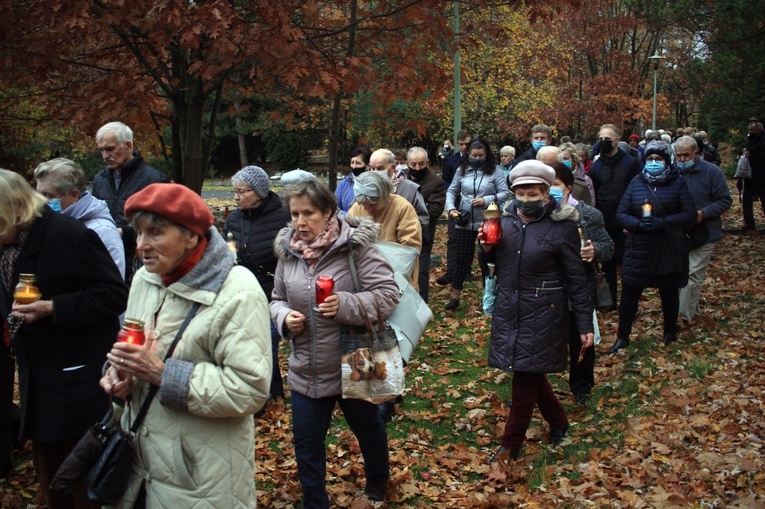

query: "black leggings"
left=617, top=284, right=679, bottom=338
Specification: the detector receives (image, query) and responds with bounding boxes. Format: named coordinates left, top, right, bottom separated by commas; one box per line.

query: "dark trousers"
left=603, top=227, right=626, bottom=306
left=291, top=392, right=389, bottom=509
left=617, top=284, right=679, bottom=338
left=444, top=215, right=458, bottom=282
left=418, top=221, right=438, bottom=303
left=568, top=311, right=595, bottom=397
left=501, top=372, right=568, bottom=450
left=269, top=320, right=284, bottom=398
left=0, top=347, right=14, bottom=477
left=742, top=178, right=765, bottom=227
left=451, top=229, right=479, bottom=290
left=32, top=439, right=101, bottom=509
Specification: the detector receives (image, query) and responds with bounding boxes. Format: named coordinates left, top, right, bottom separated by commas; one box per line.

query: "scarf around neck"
left=289, top=215, right=341, bottom=268
left=162, top=235, right=208, bottom=287
left=641, top=164, right=672, bottom=185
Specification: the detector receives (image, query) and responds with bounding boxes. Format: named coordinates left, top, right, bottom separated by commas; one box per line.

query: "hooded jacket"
left=486, top=202, right=593, bottom=374
left=270, top=215, right=399, bottom=399
left=63, top=192, right=125, bottom=279
left=223, top=191, right=290, bottom=298
left=110, top=227, right=271, bottom=509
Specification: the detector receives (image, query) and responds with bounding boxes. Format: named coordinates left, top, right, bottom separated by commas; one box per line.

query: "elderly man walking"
left=92, top=121, right=169, bottom=282
left=674, top=136, right=732, bottom=325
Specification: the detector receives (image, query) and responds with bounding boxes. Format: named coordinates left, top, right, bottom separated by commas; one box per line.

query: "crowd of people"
left=0, top=117, right=755, bottom=508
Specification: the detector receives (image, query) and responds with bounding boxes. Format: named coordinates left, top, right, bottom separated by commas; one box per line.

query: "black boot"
left=662, top=332, right=677, bottom=345
left=378, top=401, right=396, bottom=423
left=550, top=423, right=569, bottom=445
left=488, top=446, right=520, bottom=464
left=608, top=337, right=630, bottom=354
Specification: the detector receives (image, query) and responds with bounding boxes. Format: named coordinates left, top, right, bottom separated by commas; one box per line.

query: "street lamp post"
left=649, top=54, right=664, bottom=131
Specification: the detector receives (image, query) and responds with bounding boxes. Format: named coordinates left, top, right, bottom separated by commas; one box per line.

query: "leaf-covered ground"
left=2, top=183, right=764, bottom=508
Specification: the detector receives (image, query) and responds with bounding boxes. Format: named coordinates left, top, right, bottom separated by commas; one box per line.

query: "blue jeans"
left=291, top=392, right=389, bottom=509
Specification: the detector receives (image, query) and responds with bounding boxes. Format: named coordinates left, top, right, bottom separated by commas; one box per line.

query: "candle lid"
left=123, top=318, right=145, bottom=331
left=483, top=202, right=501, bottom=219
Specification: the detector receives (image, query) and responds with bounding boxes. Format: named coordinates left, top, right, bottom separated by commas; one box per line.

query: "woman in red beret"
left=99, top=183, right=272, bottom=508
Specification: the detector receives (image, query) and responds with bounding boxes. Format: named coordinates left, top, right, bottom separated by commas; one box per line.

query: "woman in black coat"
left=224, top=165, right=290, bottom=403
left=480, top=161, right=594, bottom=462
left=0, top=169, right=127, bottom=508
left=609, top=141, right=697, bottom=353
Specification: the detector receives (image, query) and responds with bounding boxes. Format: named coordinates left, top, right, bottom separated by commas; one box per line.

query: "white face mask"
left=372, top=170, right=390, bottom=179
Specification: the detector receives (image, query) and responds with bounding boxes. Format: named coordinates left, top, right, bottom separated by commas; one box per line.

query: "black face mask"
left=515, top=198, right=544, bottom=217
left=469, top=157, right=487, bottom=168
left=408, top=167, right=428, bottom=180
left=600, top=139, right=613, bottom=154
left=351, top=166, right=365, bottom=177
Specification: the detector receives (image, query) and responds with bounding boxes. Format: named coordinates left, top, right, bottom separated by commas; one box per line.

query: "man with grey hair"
left=405, top=147, right=446, bottom=302
left=697, top=130, right=722, bottom=167
left=92, top=121, right=168, bottom=282
left=673, top=136, right=732, bottom=325
left=368, top=148, right=429, bottom=229
left=35, top=158, right=125, bottom=280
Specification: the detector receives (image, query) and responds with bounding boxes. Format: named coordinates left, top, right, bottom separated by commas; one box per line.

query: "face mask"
left=600, top=139, right=613, bottom=153
left=372, top=170, right=390, bottom=179
left=563, top=160, right=572, bottom=169
left=549, top=187, right=564, bottom=203
left=469, top=157, right=486, bottom=168
left=351, top=166, right=365, bottom=177
left=408, top=167, right=427, bottom=179
left=48, top=198, right=62, bottom=213
left=676, top=160, right=694, bottom=172
left=644, top=160, right=665, bottom=175
left=515, top=198, right=544, bottom=217
left=532, top=140, right=547, bottom=152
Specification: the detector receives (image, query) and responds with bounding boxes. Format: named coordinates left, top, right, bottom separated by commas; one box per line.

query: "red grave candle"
left=117, top=319, right=146, bottom=346
left=481, top=202, right=503, bottom=245
left=315, top=275, right=335, bottom=306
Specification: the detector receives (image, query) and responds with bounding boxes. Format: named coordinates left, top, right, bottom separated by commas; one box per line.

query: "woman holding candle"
left=99, top=182, right=272, bottom=508
left=479, top=160, right=594, bottom=462
left=0, top=169, right=127, bottom=508
left=609, top=141, right=697, bottom=353
left=270, top=177, right=399, bottom=507
left=223, top=165, right=290, bottom=409
left=444, top=138, right=510, bottom=310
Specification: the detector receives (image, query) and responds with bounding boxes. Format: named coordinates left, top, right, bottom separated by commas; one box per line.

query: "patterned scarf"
left=1, top=229, right=30, bottom=295
left=641, top=164, right=672, bottom=185
left=289, top=215, right=341, bottom=268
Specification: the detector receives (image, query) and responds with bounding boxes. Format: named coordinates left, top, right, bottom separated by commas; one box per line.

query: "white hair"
left=674, top=135, right=698, bottom=152
left=661, top=133, right=672, bottom=144
left=370, top=148, right=395, bottom=165
left=34, top=158, right=88, bottom=194
left=96, top=122, right=134, bottom=144
left=500, top=146, right=516, bottom=156
left=406, top=147, right=428, bottom=161
left=536, top=145, right=563, bottom=163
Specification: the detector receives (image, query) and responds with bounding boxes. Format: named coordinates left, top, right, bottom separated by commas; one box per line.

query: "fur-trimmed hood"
left=274, top=213, right=380, bottom=261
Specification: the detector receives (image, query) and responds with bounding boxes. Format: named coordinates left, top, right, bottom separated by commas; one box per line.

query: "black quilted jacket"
left=487, top=201, right=593, bottom=374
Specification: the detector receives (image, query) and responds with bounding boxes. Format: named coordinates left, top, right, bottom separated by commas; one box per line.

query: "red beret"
left=628, top=134, right=640, bottom=142
left=124, top=183, right=213, bottom=237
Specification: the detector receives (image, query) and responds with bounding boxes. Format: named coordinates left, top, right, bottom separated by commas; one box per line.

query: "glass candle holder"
left=481, top=202, right=503, bottom=245
left=117, top=319, right=146, bottom=346
left=14, top=274, right=41, bottom=304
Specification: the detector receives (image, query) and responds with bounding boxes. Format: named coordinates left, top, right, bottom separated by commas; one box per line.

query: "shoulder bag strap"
left=643, top=181, right=666, bottom=214
left=129, top=301, right=202, bottom=433
left=348, top=249, right=361, bottom=292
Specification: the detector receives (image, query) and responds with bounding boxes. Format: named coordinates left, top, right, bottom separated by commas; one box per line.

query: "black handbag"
left=686, top=223, right=709, bottom=250
left=51, top=303, right=201, bottom=504
left=594, top=268, right=613, bottom=310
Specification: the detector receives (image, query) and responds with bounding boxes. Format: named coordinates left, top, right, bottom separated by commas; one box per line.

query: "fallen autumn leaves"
left=2, top=184, right=763, bottom=508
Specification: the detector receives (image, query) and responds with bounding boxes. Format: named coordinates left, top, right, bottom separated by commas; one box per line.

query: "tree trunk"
left=235, top=101, right=248, bottom=168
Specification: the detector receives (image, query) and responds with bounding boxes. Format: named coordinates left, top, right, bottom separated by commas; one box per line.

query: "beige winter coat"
left=270, top=216, right=399, bottom=399
left=109, top=228, right=272, bottom=509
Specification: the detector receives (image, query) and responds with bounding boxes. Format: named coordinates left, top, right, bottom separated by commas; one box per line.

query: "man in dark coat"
left=0, top=175, right=127, bottom=506
left=92, top=122, right=169, bottom=282
left=438, top=130, right=471, bottom=286
left=588, top=123, right=641, bottom=307
left=406, top=147, right=446, bottom=303
left=743, top=121, right=765, bottom=231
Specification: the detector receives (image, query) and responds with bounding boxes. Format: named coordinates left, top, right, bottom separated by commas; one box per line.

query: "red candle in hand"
left=481, top=202, right=503, bottom=245
left=117, top=319, right=146, bottom=346
left=315, top=275, right=335, bottom=306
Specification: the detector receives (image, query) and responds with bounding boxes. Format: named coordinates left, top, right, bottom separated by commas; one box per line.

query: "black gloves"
left=637, top=217, right=665, bottom=232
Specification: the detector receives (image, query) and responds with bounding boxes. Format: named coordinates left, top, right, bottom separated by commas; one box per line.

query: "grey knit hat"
left=232, top=166, right=270, bottom=198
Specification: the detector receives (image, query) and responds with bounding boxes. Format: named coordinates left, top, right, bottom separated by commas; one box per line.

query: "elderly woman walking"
left=480, top=161, right=594, bottom=462
left=100, top=183, right=272, bottom=508
left=271, top=177, right=399, bottom=507
left=224, top=165, right=290, bottom=406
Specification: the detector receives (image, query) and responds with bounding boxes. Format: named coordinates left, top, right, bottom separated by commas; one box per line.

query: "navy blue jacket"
left=589, top=150, right=641, bottom=227
left=679, top=158, right=732, bottom=243
left=617, top=172, right=697, bottom=288
left=441, top=151, right=464, bottom=189
left=223, top=191, right=290, bottom=299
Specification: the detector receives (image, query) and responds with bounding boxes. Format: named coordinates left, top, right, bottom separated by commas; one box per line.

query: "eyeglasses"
left=233, top=189, right=253, bottom=196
